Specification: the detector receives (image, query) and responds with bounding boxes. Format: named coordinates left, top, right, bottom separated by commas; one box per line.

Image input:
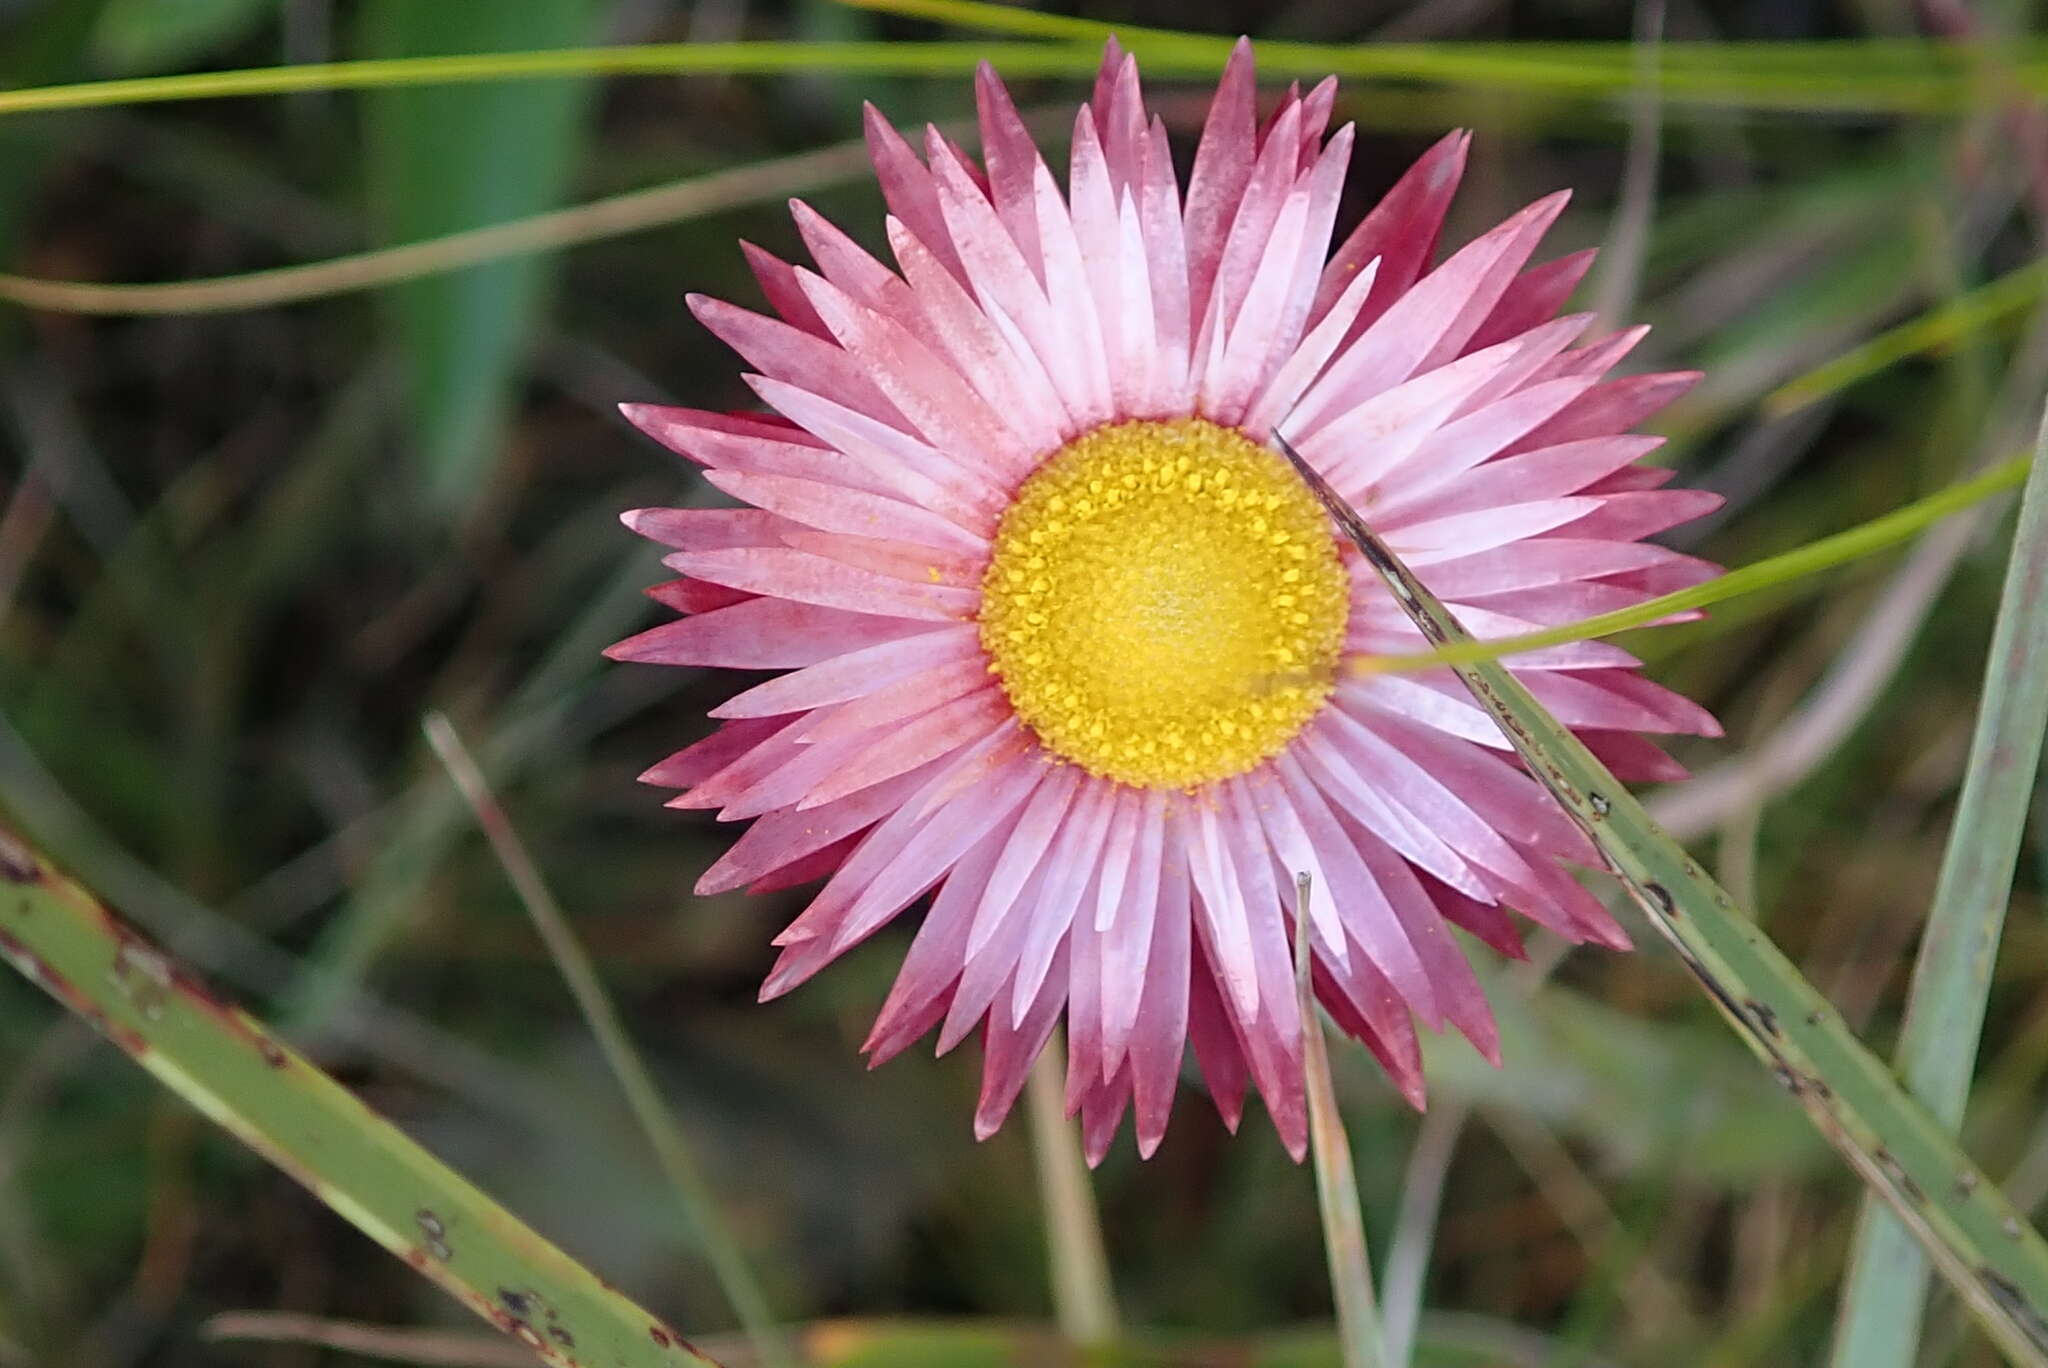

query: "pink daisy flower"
left=609, top=41, right=1722, bottom=1163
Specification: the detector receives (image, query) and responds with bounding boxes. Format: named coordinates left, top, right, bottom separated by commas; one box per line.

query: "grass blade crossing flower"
left=1269, top=430, right=2048, bottom=1367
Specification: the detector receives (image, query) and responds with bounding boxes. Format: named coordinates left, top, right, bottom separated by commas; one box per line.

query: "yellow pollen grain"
left=979, top=417, right=1350, bottom=790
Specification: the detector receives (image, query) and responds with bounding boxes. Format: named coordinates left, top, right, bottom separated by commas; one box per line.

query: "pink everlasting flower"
left=609, top=41, right=1721, bottom=1163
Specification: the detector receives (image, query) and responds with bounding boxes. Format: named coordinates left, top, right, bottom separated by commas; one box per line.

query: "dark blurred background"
left=2, top=0, right=2046, bottom=1364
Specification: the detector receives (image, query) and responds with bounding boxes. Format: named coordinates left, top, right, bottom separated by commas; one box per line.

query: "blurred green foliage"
left=0, top=0, right=2045, bottom=1366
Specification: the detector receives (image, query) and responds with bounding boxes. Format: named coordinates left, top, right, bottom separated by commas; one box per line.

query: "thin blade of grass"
left=0, top=38, right=2038, bottom=117
left=1356, top=452, right=2029, bottom=675
left=1270, top=432, right=2048, bottom=1368
left=1295, top=872, right=1385, bottom=1368
left=1768, top=258, right=2048, bottom=415
left=0, top=139, right=874, bottom=314
left=1831, top=403, right=2048, bottom=1363
left=1023, top=1044, right=1119, bottom=1349
left=0, top=821, right=719, bottom=1368
left=421, top=713, right=793, bottom=1368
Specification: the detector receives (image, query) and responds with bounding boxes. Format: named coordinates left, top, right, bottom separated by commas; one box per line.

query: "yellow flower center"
left=979, top=418, right=1350, bottom=790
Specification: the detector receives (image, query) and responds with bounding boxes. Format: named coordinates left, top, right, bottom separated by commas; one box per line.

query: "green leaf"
left=91, top=0, right=276, bottom=75
left=360, top=0, right=597, bottom=515
left=0, top=822, right=720, bottom=1368
left=1831, top=405, right=2048, bottom=1361
left=1271, top=433, right=2048, bottom=1368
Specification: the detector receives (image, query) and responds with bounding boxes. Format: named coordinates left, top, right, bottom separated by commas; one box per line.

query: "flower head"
left=609, top=41, right=1721, bottom=1162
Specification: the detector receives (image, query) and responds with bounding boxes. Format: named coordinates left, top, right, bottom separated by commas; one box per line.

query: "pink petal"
left=1029, top=158, right=1116, bottom=424
left=1272, top=753, right=1443, bottom=1022
left=639, top=716, right=787, bottom=789
left=1186, top=799, right=1261, bottom=1021
left=1503, top=370, right=1702, bottom=456
left=629, top=404, right=927, bottom=508
left=974, top=939, right=1068, bottom=1140
left=796, top=267, right=1037, bottom=478
left=799, top=686, right=1012, bottom=812
left=688, top=293, right=905, bottom=427
left=1129, top=844, right=1191, bottom=1156
left=1348, top=830, right=1500, bottom=1063
left=794, top=654, right=993, bottom=743
left=696, top=765, right=935, bottom=895
left=1009, top=780, right=1115, bottom=1023
left=1139, top=118, right=1193, bottom=411
left=646, top=578, right=752, bottom=615
left=1100, top=790, right=1167, bottom=1071
left=1382, top=435, right=1664, bottom=526
left=1387, top=497, right=1605, bottom=565
left=966, top=763, right=1084, bottom=959
left=711, top=624, right=980, bottom=719
left=972, top=61, right=1048, bottom=272
left=775, top=733, right=1042, bottom=952
left=703, top=469, right=986, bottom=555
left=607, top=596, right=929, bottom=669
left=623, top=506, right=790, bottom=552
left=885, top=217, right=1072, bottom=457
left=864, top=103, right=966, bottom=284
left=1193, top=98, right=1302, bottom=389
left=1186, top=937, right=1249, bottom=1131
left=740, top=240, right=831, bottom=337
left=789, top=199, right=904, bottom=316
left=1182, top=38, right=1258, bottom=330
left=748, top=375, right=1005, bottom=532
left=1311, top=129, right=1469, bottom=335
left=864, top=814, right=1015, bottom=1063
left=1551, top=488, right=1724, bottom=541
left=664, top=546, right=976, bottom=621
left=1301, top=192, right=1568, bottom=435
left=1468, top=248, right=1596, bottom=352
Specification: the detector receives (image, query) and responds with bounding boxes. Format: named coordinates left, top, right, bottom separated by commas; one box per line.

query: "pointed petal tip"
left=691, top=869, right=736, bottom=897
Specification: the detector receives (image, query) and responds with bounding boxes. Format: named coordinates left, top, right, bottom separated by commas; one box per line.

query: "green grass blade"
left=0, top=136, right=878, bottom=315
left=361, top=0, right=596, bottom=515
left=1831, top=404, right=2048, bottom=1363
left=423, top=713, right=795, bottom=1368
left=0, top=38, right=2042, bottom=116
left=1270, top=434, right=2048, bottom=1368
left=1358, top=453, right=2029, bottom=675
left=0, top=821, right=719, bottom=1368
left=1768, top=259, right=2048, bottom=415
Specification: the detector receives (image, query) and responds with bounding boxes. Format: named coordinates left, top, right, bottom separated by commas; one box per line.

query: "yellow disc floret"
left=979, top=418, right=1350, bottom=790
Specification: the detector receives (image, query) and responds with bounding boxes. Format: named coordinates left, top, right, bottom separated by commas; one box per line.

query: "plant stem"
left=423, top=713, right=793, bottom=1368
left=1025, top=1044, right=1119, bottom=1349
left=1296, top=872, right=1386, bottom=1368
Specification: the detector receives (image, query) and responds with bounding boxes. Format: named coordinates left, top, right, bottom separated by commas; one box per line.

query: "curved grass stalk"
left=0, top=821, right=719, bottom=1368
left=423, top=715, right=793, bottom=1368
left=0, top=37, right=2037, bottom=119
left=0, top=138, right=875, bottom=314
left=1831, top=407, right=2048, bottom=1361
left=1768, top=258, right=2048, bottom=415
left=1356, top=452, right=2029, bottom=676
left=1272, top=432, right=2048, bottom=1368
